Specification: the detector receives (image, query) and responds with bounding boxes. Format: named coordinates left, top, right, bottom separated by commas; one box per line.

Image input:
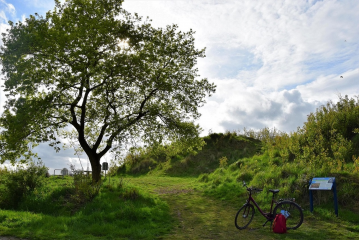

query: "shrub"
left=69, top=164, right=101, bottom=206
left=0, top=160, right=48, bottom=209
left=219, top=156, right=228, bottom=168
left=236, top=172, right=253, bottom=183
left=198, top=173, right=209, bottom=182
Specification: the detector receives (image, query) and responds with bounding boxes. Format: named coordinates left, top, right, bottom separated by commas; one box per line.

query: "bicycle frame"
left=244, top=189, right=276, bottom=221
left=236, top=183, right=304, bottom=230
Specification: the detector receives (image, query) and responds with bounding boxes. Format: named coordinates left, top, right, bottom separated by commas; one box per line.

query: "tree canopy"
left=0, top=0, right=216, bottom=182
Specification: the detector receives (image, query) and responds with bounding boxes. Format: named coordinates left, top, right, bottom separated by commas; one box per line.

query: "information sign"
left=102, top=162, right=108, bottom=171
left=102, top=162, right=108, bottom=177
left=309, top=177, right=338, bottom=217
left=309, top=177, right=334, bottom=190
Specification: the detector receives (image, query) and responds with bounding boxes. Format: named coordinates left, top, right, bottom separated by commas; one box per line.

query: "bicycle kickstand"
left=262, top=219, right=272, bottom=227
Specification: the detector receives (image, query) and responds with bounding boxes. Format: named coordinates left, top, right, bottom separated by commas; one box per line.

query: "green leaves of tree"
left=0, top=0, right=216, bottom=181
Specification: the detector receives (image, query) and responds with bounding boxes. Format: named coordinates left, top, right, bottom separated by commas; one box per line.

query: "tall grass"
left=0, top=176, right=172, bottom=239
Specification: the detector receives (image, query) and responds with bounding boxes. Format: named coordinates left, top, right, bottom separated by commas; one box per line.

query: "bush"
left=255, top=95, right=359, bottom=171
left=69, top=164, right=101, bottom=206
left=0, top=160, right=48, bottom=209
left=219, top=156, right=228, bottom=168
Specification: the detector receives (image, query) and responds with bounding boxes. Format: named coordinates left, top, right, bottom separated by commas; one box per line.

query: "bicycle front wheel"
left=235, top=204, right=255, bottom=230
left=273, top=201, right=303, bottom=230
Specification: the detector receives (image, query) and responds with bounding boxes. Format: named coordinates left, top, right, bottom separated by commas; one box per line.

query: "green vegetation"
left=118, top=132, right=262, bottom=176
left=3, top=175, right=358, bottom=239
left=0, top=0, right=215, bottom=182
left=0, top=175, right=172, bottom=239
left=1, top=96, right=359, bottom=239
left=0, top=161, right=48, bottom=209
left=119, top=95, right=359, bottom=208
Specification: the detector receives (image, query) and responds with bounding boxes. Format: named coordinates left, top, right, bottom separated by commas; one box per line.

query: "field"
left=1, top=173, right=359, bottom=239
left=3, top=97, right=359, bottom=239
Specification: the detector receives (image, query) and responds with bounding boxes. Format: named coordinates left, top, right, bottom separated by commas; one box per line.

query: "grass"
left=0, top=176, right=172, bottom=239
left=120, top=132, right=262, bottom=177
left=1, top=174, right=359, bottom=239
left=124, top=175, right=359, bottom=240
left=2, top=132, right=359, bottom=239
left=197, top=152, right=359, bottom=210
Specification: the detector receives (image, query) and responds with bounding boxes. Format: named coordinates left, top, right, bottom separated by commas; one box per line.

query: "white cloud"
left=0, top=0, right=15, bottom=17
left=123, top=0, right=359, bottom=134
left=125, top=0, right=359, bottom=89
left=297, top=68, right=359, bottom=102
left=1, top=0, right=359, bottom=170
left=0, top=0, right=14, bottom=46
left=0, top=11, right=7, bottom=23
left=0, top=1, right=15, bottom=27
left=198, top=78, right=320, bottom=133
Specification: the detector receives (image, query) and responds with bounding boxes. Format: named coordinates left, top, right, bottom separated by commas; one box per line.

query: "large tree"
left=0, top=0, right=215, bottom=182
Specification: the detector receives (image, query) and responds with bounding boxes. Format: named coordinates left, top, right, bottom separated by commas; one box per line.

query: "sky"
left=1, top=0, right=359, bottom=172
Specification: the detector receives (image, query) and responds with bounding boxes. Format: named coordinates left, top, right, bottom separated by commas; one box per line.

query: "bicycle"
left=235, top=181, right=303, bottom=230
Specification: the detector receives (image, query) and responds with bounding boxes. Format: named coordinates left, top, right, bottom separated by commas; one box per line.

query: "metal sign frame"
left=309, top=177, right=338, bottom=217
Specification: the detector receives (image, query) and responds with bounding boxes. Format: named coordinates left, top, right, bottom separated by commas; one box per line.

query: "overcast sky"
left=1, top=0, right=359, bottom=172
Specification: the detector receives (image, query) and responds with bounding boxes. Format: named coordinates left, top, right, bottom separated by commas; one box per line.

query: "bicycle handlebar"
left=248, top=187, right=263, bottom=192
left=243, top=181, right=262, bottom=192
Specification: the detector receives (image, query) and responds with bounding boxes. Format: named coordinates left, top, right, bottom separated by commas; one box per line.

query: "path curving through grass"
left=129, top=175, right=359, bottom=240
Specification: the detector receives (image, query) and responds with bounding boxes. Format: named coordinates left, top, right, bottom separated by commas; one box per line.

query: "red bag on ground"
left=272, top=213, right=287, bottom=233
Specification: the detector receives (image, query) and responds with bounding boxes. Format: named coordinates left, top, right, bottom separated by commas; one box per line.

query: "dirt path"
left=158, top=189, right=264, bottom=239
left=130, top=176, right=359, bottom=240
left=130, top=177, right=278, bottom=240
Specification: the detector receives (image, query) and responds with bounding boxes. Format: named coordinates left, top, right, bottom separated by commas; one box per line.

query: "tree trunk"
left=88, top=153, right=102, bottom=183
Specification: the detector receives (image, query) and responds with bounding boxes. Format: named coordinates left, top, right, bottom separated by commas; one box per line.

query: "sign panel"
left=102, top=162, right=108, bottom=171
left=309, top=177, right=334, bottom=190
left=309, top=177, right=338, bottom=217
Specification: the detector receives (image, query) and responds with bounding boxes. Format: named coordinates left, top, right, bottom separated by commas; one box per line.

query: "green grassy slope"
left=119, top=132, right=262, bottom=177
left=120, top=129, right=359, bottom=209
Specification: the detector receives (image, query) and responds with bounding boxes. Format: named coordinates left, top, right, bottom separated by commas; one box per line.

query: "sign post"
left=102, top=162, right=108, bottom=177
left=309, top=177, right=338, bottom=217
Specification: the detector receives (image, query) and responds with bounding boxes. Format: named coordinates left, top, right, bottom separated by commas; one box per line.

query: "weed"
left=198, top=173, right=209, bottom=182
left=219, top=156, right=228, bottom=168
left=121, top=187, right=140, bottom=200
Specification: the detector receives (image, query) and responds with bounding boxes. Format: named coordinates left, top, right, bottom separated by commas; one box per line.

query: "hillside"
left=2, top=96, right=359, bottom=239
left=120, top=96, right=359, bottom=208
left=118, top=132, right=262, bottom=176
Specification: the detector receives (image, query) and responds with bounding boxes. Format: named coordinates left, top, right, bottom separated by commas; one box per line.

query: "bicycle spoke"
left=235, top=204, right=255, bottom=230
left=273, top=201, right=303, bottom=230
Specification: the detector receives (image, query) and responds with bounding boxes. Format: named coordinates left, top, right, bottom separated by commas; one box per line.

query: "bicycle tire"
left=235, top=204, right=255, bottom=230
left=273, top=201, right=303, bottom=230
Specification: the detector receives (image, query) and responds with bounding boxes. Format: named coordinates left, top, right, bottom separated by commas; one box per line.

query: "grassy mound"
left=198, top=153, right=359, bottom=209
left=118, top=132, right=262, bottom=176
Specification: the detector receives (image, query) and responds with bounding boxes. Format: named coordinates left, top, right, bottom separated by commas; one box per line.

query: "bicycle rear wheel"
left=235, top=204, right=255, bottom=230
left=273, top=201, right=303, bottom=230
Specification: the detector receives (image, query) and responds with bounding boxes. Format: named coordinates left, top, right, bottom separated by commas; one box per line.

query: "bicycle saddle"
left=269, top=189, right=280, bottom=194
